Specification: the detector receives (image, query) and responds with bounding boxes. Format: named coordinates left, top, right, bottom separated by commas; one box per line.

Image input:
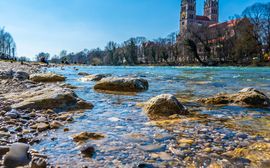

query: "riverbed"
left=34, top=66, right=270, bottom=167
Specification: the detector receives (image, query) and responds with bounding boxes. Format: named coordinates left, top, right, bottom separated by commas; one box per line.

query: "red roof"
left=196, top=15, right=210, bottom=21
left=209, top=19, right=239, bottom=29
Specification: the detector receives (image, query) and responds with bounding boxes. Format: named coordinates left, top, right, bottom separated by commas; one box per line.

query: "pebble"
left=80, top=144, right=95, bottom=158
left=5, top=109, right=20, bottom=119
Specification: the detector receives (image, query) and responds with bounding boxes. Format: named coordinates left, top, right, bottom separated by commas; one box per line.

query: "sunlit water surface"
left=33, top=66, right=270, bottom=167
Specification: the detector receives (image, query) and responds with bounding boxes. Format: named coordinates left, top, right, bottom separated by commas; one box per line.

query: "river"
left=33, top=66, right=270, bottom=167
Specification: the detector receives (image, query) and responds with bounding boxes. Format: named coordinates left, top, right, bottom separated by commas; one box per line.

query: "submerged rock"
left=80, top=144, right=95, bottom=157
left=143, top=94, right=188, bottom=120
left=78, top=72, right=90, bottom=76
left=29, top=73, right=66, bottom=82
left=79, top=74, right=111, bottom=82
left=139, top=144, right=166, bottom=152
left=200, top=88, right=270, bottom=107
left=72, top=132, right=105, bottom=142
left=3, top=85, right=93, bottom=111
left=3, top=143, right=31, bottom=168
left=94, top=77, right=149, bottom=92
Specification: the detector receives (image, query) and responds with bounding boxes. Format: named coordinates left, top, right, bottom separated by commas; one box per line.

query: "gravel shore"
left=0, top=61, right=92, bottom=167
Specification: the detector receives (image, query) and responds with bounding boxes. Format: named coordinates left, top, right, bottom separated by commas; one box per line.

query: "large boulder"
left=30, top=73, right=66, bottom=82
left=79, top=74, right=110, bottom=82
left=143, top=94, right=189, bottom=120
left=3, top=143, right=31, bottom=168
left=94, top=77, right=149, bottom=92
left=3, top=85, right=93, bottom=111
left=200, top=88, right=270, bottom=108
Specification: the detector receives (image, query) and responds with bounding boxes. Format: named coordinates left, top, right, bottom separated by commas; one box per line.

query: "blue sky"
left=0, top=0, right=268, bottom=59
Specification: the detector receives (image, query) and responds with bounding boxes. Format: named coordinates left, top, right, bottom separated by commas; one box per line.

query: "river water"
left=33, top=66, right=270, bottom=167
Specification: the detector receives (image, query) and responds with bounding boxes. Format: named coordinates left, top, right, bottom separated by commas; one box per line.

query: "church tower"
left=204, top=0, right=219, bottom=23
left=180, top=0, right=196, bottom=35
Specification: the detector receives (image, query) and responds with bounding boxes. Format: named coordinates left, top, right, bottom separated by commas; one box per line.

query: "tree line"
left=0, top=27, right=16, bottom=60
left=39, top=2, right=269, bottom=66
left=47, top=34, right=178, bottom=65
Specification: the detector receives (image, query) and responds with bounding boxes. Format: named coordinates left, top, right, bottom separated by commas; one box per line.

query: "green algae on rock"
left=224, top=142, right=270, bottom=167
left=30, top=73, right=66, bottom=82
left=94, top=77, right=149, bottom=92
left=199, top=88, right=270, bottom=108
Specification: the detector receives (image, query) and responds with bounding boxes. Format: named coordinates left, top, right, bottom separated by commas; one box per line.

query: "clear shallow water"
left=34, top=66, right=270, bottom=167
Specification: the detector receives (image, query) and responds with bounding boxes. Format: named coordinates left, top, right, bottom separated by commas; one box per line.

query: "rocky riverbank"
left=1, top=63, right=270, bottom=167
left=0, top=61, right=93, bottom=167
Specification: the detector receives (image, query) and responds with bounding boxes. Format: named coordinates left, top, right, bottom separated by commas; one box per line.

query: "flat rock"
left=3, top=143, right=31, bottom=168
left=200, top=88, right=270, bottom=107
left=139, top=144, right=166, bottom=152
left=94, top=77, right=149, bottom=92
left=29, top=73, right=66, bottom=82
left=143, top=94, right=189, bottom=120
left=3, top=85, right=93, bottom=111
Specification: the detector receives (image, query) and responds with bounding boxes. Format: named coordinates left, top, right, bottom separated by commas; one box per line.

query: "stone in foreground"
left=200, top=88, right=270, bottom=107
left=3, top=143, right=31, bottom=168
left=30, top=73, right=66, bottom=82
left=143, top=94, right=189, bottom=120
left=94, top=77, right=149, bottom=92
left=3, top=85, right=93, bottom=110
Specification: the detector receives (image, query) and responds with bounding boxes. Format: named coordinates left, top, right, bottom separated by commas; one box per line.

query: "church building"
left=180, top=0, right=219, bottom=34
